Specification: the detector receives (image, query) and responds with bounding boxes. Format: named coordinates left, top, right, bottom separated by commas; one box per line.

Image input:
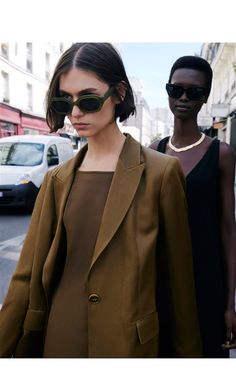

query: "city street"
left=0, top=208, right=31, bottom=242
left=0, top=209, right=31, bottom=306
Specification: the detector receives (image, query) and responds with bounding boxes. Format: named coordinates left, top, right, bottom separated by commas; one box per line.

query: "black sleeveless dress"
left=157, top=137, right=228, bottom=358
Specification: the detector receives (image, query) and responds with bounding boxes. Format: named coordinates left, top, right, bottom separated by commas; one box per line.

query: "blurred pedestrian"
left=0, top=44, right=202, bottom=358
left=150, top=55, right=236, bottom=357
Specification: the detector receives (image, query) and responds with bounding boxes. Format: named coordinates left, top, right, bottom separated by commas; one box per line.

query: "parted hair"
left=168, top=55, right=213, bottom=100
left=46, top=43, right=136, bottom=132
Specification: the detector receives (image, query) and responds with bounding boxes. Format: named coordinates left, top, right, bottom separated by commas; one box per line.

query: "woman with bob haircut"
left=0, top=43, right=202, bottom=358
left=150, top=55, right=236, bottom=358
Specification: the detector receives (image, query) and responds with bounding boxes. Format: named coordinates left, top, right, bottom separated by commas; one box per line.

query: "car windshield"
left=0, top=142, right=44, bottom=166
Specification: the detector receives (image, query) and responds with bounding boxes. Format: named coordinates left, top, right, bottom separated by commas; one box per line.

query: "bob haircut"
left=168, top=55, right=213, bottom=100
left=46, top=43, right=136, bottom=132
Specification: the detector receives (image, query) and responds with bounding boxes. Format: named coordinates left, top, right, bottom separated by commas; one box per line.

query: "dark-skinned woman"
left=150, top=55, right=236, bottom=358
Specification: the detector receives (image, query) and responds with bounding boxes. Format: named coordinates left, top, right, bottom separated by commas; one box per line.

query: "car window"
left=0, top=142, right=44, bottom=166
left=47, top=144, right=59, bottom=166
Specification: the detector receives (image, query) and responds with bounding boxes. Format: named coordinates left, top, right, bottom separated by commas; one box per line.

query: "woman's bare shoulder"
left=219, top=140, right=235, bottom=171
left=149, top=139, right=160, bottom=150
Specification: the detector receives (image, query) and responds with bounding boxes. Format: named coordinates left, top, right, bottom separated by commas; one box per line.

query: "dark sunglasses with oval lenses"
left=166, top=83, right=206, bottom=101
left=50, top=87, right=114, bottom=115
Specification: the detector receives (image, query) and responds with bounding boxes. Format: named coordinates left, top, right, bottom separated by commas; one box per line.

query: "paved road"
left=0, top=208, right=31, bottom=242
left=0, top=234, right=25, bottom=304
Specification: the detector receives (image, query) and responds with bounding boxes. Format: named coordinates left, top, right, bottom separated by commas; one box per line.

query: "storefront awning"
left=21, top=113, right=49, bottom=131
left=0, top=103, right=21, bottom=124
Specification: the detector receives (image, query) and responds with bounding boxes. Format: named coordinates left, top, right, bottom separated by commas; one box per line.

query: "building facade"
left=121, top=76, right=153, bottom=146
left=0, top=42, right=72, bottom=138
left=150, top=107, right=174, bottom=141
left=201, top=43, right=236, bottom=152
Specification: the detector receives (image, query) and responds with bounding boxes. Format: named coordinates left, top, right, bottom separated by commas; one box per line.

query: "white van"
left=0, top=135, right=74, bottom=210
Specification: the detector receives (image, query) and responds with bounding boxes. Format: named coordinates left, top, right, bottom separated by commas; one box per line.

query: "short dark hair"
left=168, top=55, right=213, bottom=100
left=46, top=43, right=136, bottom=132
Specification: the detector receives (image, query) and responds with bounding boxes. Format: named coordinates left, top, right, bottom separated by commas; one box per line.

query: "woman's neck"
left=79, top=123, right=126, bottom=171
left=172, top=118, right=201, bottom=146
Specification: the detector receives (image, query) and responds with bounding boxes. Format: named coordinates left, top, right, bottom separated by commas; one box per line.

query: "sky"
left=120, top=43, right=202, bottom=109
left=0, top=1, right=233, bottom=115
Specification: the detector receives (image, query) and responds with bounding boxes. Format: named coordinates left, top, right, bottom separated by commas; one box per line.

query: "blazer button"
left=89, top=293, right=100, bottom=304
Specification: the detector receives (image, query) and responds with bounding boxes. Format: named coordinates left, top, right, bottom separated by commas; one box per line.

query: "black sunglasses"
left=50, top=87, right=114, bottom=115
left=166, top=83, right=206, bottom=101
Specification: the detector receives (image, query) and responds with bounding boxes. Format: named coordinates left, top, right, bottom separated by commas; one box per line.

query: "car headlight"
left=15, top=173, right=32, bottom=185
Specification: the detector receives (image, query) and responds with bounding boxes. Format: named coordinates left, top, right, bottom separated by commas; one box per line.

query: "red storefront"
left=0, top=103, right=20, bottom=137
left=0, top=102, right=49, bottom=138
left=20, top=113, right=49, bottom=135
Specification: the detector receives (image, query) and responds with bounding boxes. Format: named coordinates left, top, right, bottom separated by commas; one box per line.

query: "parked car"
left=0, top=135, right=74, bottom=210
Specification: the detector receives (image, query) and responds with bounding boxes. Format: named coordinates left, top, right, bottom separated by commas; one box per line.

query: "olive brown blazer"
left=0, top=134, right=202, bottom=357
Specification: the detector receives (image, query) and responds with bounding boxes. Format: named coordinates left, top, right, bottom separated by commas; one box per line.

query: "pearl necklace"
left=168, top=132, right=206, bottom=152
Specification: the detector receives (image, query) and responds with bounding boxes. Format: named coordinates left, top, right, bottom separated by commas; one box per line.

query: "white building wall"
left=201, top=43, right=236, bottom=144
left=151, top=107, right=174, bottom=139
left=122, top=76, right=153, bottom=145
left=141, top=105, right=153, bottom=146
left=0, top=43, right=69, bottom=117
left=119, top=123, right=140, bottom=142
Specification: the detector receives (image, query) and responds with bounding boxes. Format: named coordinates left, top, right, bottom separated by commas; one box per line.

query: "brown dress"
left=43, top=171, right=113, bottom=358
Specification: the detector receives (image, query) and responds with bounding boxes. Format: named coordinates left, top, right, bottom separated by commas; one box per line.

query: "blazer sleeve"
left=156, top=157, right=202, bottom=358
left=0, top=171, right=54, bottom=357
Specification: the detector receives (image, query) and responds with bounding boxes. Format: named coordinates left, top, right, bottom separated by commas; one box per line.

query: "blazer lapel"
left=42, top=144, right=88, bottom=294
left=90, top=135, right=145, bottom=269
left=52, top=144, right=88, bottom=213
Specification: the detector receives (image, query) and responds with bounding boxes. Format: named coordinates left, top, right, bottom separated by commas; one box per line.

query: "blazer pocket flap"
left=24, top=309, right=46, bottom=331
left=136, top=311, right=159, bottom=344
